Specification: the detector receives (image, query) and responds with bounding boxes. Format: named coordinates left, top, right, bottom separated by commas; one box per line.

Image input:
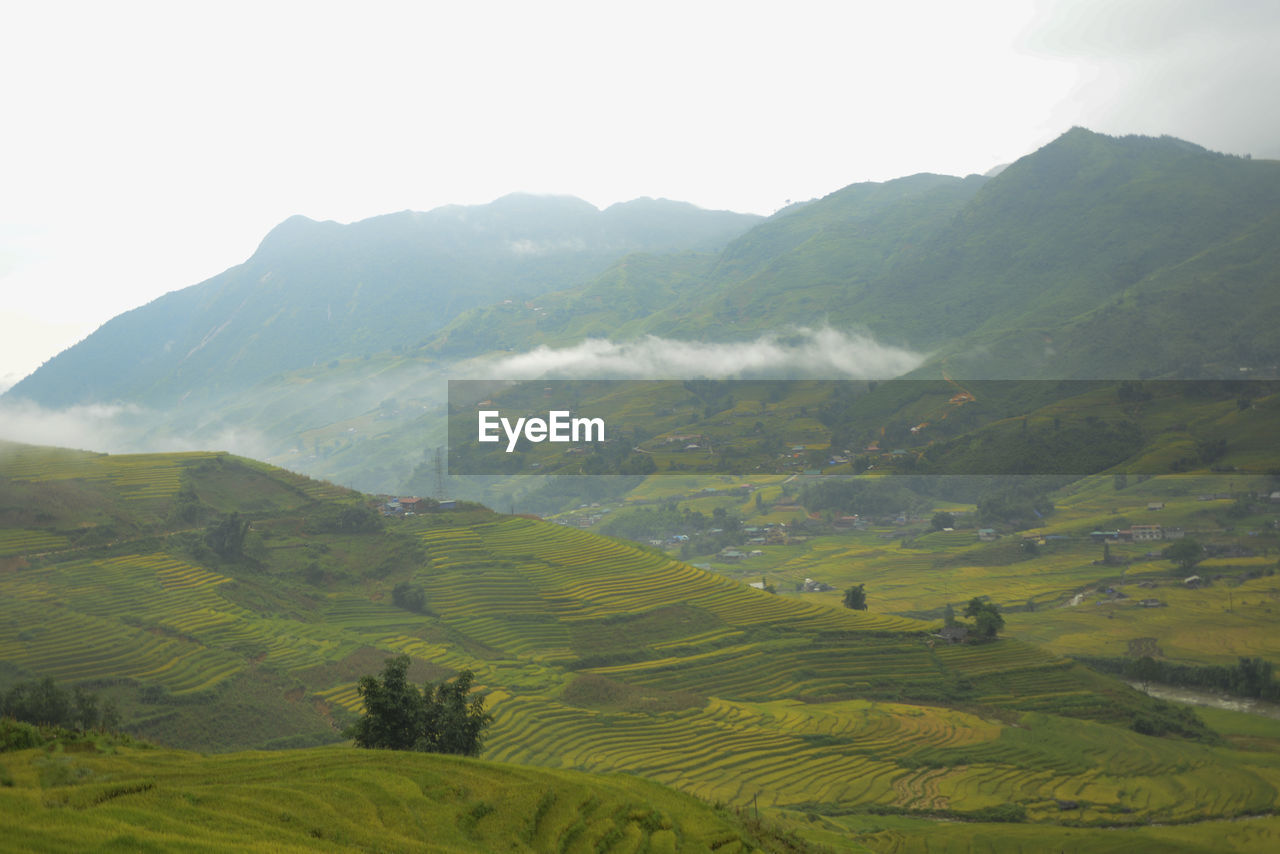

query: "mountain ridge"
left=7, top=196, right=762, bottom=408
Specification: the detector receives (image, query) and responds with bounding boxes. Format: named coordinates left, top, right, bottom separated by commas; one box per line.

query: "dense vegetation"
left=1, top=678, right=120, bottom=733
left=345, top=656, right=492, bottom=756
left=1083, top=655, right=1280, bottom=702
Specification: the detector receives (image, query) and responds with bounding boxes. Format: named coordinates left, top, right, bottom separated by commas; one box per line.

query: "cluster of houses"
left=1089, top=525, right=1185, bottom=543
left=657, top=434, right=709, bottom=452
left=378, top=496, right=455, bottom=517
left=716, top=547, right=766, bottom=562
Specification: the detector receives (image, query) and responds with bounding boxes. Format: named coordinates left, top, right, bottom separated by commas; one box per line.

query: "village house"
left=1130, top=524, right=1162, bottom=542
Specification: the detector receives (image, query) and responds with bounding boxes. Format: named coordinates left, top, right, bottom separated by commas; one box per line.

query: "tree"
left=171, top=481, right=201, bottom=524
left=1, top=677, right=120, bottom=730
left=392, top=582, right=427, bottom=614
left=931, top=511, right=954, bottom=531
left=943, top=602, right=957, bottom=628
left=345, top=655, right=492, bottom=756
left=204, top=512, right=250, bottom=559
left=964, top=597, right=1004, bottom=640
left=843, top=583, right=867, bottom=610
left=1133, top=655, right=1159, bottom=691
left=1163, top=538, right=1204, bottom=572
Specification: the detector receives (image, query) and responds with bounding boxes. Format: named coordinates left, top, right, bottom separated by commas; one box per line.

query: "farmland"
left=0, top=739, right=782, bottom=853
left=4, top=441, right=1280, bottom=851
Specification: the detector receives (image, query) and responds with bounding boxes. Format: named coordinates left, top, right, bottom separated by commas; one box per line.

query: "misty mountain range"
left=8, top=196, right=760, bottom=408
left=5, top=127, right=1280, bottom=493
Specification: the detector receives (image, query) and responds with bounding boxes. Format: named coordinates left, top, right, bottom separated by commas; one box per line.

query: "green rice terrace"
left=0, top=736, right=783, bottom=853
left=3, top=440, right=1280, bottom=851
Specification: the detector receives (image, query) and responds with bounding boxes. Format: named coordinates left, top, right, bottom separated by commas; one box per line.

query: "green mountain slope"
left=433, top=172, right=988, bottom=356
left=432, top=129, right=1280, bottom=379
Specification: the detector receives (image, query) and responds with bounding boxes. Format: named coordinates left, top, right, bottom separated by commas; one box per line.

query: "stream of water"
left=1129, top=681, right=1280, bottom=720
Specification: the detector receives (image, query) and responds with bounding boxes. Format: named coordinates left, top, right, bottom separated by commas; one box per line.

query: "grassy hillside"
left=5, top=442, right=1280, bottom=851
left=0, top=738, right=788, bottom=853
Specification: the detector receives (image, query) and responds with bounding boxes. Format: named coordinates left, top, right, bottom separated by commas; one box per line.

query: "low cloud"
left=486, top=327, right=927, bottom=380
left=0, top=399, right=271, bottom=460
left=506, top=237, right=588, bottom=256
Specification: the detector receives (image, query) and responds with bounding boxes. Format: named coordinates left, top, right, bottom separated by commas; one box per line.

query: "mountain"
left=431, top=171, right=989, bottom=356
left=6, top=196, right=761, bottom=408
left=6, top=128, right=1279, bottom=498
left=432, top=129, right=1280, bottom=379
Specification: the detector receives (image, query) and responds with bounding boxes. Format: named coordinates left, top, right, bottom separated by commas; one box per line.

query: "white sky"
left=3, top=0, right=1279, bottom=391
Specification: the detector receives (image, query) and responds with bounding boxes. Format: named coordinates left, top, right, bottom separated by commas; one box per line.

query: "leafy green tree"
left=1, top=677, right=120, bottom=730
left=392, top=582, right=428, bottom=614
left=1163, top=538, right=1204, bottom=572
left=334, top=505, right=383, bottom=533
left=619, top=453, right=658, bottom=475
left=843, top=583, right=867, bottom=610
left=964, top=598, right=1004, bottom=640
left=345, top=655, right=491, bottom=756
left=171, top=481, right=202, bottom=524
left=931, top=511, right=954, bottom=531
left=1133, top=655, right=1159, bottom=691
left=204, top=512, right=250, bottom=559
left=943, top=602, right=957, bottom=628
left=421, top=669, right=491, bottom=756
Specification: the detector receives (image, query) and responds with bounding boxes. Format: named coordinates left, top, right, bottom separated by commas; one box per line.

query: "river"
left=1129, top=681, right=1280, bottom=720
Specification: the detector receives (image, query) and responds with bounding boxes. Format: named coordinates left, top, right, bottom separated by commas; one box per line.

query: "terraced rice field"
left=1006, top=574, right=1280, bottom=663
left=0, top=529, right=69, bottom=557
left=6, top=503, right=1271, bottom=830
left=0, top=744, right=770, bottom=853
left=1, top=444, right=220, bottom=500
left=5, top=446, right=1280, bottom=850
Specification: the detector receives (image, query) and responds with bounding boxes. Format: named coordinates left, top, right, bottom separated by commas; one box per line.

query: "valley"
left=4, top=441, right=1280, bottom=851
